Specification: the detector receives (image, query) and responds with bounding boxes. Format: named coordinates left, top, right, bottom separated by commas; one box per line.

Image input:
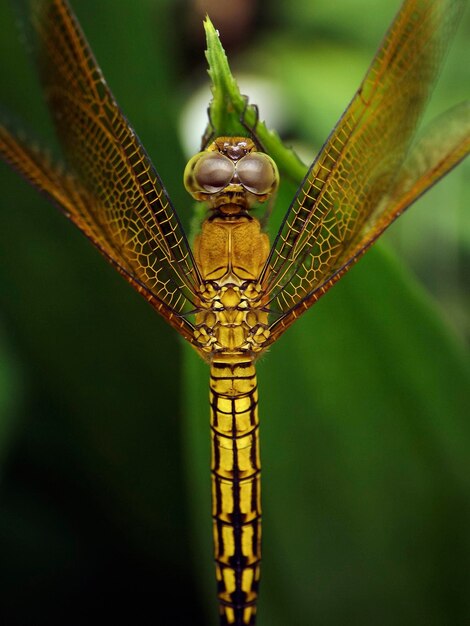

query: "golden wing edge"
left=384, top=100, right=470, bottom=209
left=260, top=0, right=465, bottom=307
left=264, top=104, right=470, bottom=347
left=30, top=0, right=202, bottom=295
left=0, top=123, right=199, bottom=345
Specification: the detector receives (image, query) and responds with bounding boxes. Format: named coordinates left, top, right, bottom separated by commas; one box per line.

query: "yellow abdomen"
left=210, top=356, right=261, bottom=626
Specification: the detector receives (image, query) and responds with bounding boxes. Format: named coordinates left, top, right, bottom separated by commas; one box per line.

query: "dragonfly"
left=1, top=0, right=469, bottom=624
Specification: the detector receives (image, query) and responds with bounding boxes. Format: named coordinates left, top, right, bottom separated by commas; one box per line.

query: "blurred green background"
left=0, top=1, right=469, bottom=625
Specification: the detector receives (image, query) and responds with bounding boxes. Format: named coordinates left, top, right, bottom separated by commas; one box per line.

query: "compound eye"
left=236, top=153, right=278, bottom=195
left=193, top=153, right=235, bottom=193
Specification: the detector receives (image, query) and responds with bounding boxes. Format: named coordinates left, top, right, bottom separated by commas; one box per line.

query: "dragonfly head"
left=184, top=137, right=279, bottom=214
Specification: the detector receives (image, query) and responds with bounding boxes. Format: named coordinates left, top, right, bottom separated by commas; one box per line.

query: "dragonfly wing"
left=4, top=0, right=201, bottom=333
left=373, top=100, right=470, bottom=221
left=337, top=99, right=470, bottom=276
left=0, top=123, right=199, bottom=343
left=261, top=0, right=466, bottom=343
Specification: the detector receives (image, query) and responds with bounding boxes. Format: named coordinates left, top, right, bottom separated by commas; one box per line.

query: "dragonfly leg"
left=239, top=96, right=267, bottom=152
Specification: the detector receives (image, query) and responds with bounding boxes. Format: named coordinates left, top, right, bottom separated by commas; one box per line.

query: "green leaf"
left=204, top=17, right=306, bottom=183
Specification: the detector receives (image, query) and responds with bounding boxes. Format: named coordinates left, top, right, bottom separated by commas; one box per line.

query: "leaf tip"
left=203, top=15, right=219, bottom=43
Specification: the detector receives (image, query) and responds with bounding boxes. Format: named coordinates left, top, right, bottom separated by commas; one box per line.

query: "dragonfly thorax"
left=184, top=136, right=279, bottom=214
left=194, top=280, right=270, bottom=355
left=193, top=213, right=271, bottom=357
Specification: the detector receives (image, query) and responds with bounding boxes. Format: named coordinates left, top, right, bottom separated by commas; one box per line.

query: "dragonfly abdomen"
left=210, top=356, right=261, bottom=626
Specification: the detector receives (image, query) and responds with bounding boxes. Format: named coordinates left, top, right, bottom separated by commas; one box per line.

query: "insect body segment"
left=210, top=357, right=261, bottom=626
left=193, top=216, right=271, bottom=354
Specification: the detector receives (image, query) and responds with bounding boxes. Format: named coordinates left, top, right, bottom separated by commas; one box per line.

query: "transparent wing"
left=375, top=100, right=470, bottom=218
left=266, top=101, right=470, bottom=344
left=0, top=124, right=199, bottom=343
left=1, top=0, right=200, bottom=337
left=261, top=0, right=466, bottom=342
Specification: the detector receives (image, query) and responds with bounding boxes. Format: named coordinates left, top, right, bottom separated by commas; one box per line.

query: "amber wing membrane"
left=262, top=0, right=469, bottom=344
left=0, top=0, right=200, bottom=340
